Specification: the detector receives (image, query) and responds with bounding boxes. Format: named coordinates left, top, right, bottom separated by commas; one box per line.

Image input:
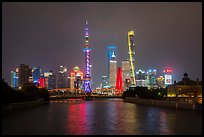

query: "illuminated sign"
left=165, top=74, right=172, bottom=85
left=164, top=69, right=172, bottom=73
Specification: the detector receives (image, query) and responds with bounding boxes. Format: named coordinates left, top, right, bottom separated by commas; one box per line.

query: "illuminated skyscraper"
left=136, top=69, right=148, bottom=87
left=101, top=75, right=108, bottom=88
left=44, top=70, right=56, bottom=90
left=109, top=51, right=117, bottom=87
left=32, top=67, right=41, bottom=84
left=11, top=67, right=19, bottom=89
left=57, top=65, right=68, bottom=88
left=146, top=69, right=157, bottom=88
left=122, top=60, right=130, bottom=89
left=116, top=67, right=123, bottom=92
left=70, top=66, right=83, bottom=89
left=107, top=45, right=116, bottom=85
left=127, top=30, right=136, bottom=87
left=82, top=21, right=92, bottom=94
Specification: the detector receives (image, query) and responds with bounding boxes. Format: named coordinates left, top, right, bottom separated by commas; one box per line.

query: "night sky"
left=2, top=2, right=202, bottom=88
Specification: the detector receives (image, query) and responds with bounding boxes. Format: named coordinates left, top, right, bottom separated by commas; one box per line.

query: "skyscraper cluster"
left=10, top=64, right=55, bottom=90
left=101, top=30, right=173, bottom=92
left=9, top=22, right=173, bottom=92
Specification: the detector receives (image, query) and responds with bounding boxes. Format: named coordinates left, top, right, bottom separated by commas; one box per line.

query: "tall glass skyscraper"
left=109, top=51, right=117, bottom=87
left=122, top=60, right=131, bottom=90
left=107, top=45, right=116, bottom=86
left=32, top=67, right=41, bottom=84
left=11, top=67, right=19, bottom=89
left=128, top=30, right=136, bottom=87
left=57, top=65, right=67, bottom=88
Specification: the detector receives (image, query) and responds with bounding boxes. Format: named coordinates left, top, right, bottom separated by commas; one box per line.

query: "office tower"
left=70, top=71, right=75, bottom=89
left=10, top=67, right=19, bottom=89
left=32, top=67, right=41, bottom=84
left=57, top=65, right=67, bottom=88
left=146, top=69, right=157, bottom=88
left=127, top=30, right=136, bottom=87
left=116, top=67, right=123, bottom=92
left=101, top=75, right=108, bottom=88
left=136, top=69, right=148, bottom=87
left=44, top=70, right=56, bottom=90
left=82, top=21, right=92, bottom=94
left=107, top=45, right=116, bottom=85
left=122, top=60, right=130, bottom=89
left=70, top=66, right=83, bottom=89
left=18, top=64, right=32, bottom=87
left=109, top=51, right=117, bottom=87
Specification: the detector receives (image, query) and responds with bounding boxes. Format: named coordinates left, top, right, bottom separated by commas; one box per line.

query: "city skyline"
left=2, top=2, right=202, bottom=89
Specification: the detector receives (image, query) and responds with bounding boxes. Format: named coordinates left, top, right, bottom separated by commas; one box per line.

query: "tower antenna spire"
left=85, top=20, right=89, bottom=44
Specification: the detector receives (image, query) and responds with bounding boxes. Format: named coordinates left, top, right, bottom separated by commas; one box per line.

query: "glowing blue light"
left=83, top=80, right=92, bottom=93
left=33, top=80, right=38, bottom=83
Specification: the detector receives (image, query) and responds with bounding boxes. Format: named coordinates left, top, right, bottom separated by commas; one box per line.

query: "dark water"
left=2, top=98, right=202, bottom=135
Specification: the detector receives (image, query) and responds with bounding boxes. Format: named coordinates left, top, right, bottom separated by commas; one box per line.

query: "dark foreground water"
left=2, top=98, right=202, bottom=135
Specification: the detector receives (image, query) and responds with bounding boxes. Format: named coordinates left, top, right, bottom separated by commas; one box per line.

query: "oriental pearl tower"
left=82, top=21, right=92, bottom=95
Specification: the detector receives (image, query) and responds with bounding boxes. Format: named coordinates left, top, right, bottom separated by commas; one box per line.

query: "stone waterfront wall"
left=2, top=100, right=48, bottom=115
left=124, top=97, right=202, bottom=111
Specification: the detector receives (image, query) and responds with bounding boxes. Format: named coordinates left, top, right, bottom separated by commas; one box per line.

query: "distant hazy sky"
left=2, top=2, right=202, bottom=88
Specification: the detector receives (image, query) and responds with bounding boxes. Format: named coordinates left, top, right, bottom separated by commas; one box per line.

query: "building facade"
left=44, top=71, right=56, bottom=90
left=167, top=73, right=202, bottom=104
left=57, top=65, right=68, bottom=88
left=127, top=30, right=136, bottom=87
left=18, top=64, right=32, bottom=87
left=10, top=67, right=19, bottom=89
left=101, top=75, right=109, bottom=88
left=32, top=67, right=41, bottom=84
left=70, top=66, right=83, bottom=90
left=146, top=69, right=157, bottom=89
left=107, top=45, right=116, bottom=86
left=109, top=51, right=117, bottom=87
left=136, top=69, right=148, bottom=87
left=122, top=60, right=130, bottom=90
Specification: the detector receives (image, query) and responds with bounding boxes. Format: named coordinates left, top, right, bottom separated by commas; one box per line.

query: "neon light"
left=38, top=78, right=45, bottom=88
left=164, top=68, right=172, bottom=73
left=82, top=20, right=92, bottom=93
left=116, top=67, right=123, bottom=91
left=128, top=30, right=136, bottom=86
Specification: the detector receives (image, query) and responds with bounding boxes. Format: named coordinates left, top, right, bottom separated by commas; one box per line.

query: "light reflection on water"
left=2, top=98, right=202, bottom=135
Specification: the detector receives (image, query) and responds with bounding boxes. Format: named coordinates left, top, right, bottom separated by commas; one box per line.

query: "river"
left=2, top=98, right=202, bottom=135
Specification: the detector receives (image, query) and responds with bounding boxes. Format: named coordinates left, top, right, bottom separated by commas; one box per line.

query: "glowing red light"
left=38, top=78, right=45, bottom=88
left=164, top=68, right=172, bottom=73
left=116, top=67, right=123, bottom=91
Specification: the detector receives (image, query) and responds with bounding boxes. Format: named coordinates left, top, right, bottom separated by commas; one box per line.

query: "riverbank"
left=2, top=100, right=49, bottom=116
left=50, top=95, right=122, bottom=100
left=124, top=97, right=202, bottom=111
